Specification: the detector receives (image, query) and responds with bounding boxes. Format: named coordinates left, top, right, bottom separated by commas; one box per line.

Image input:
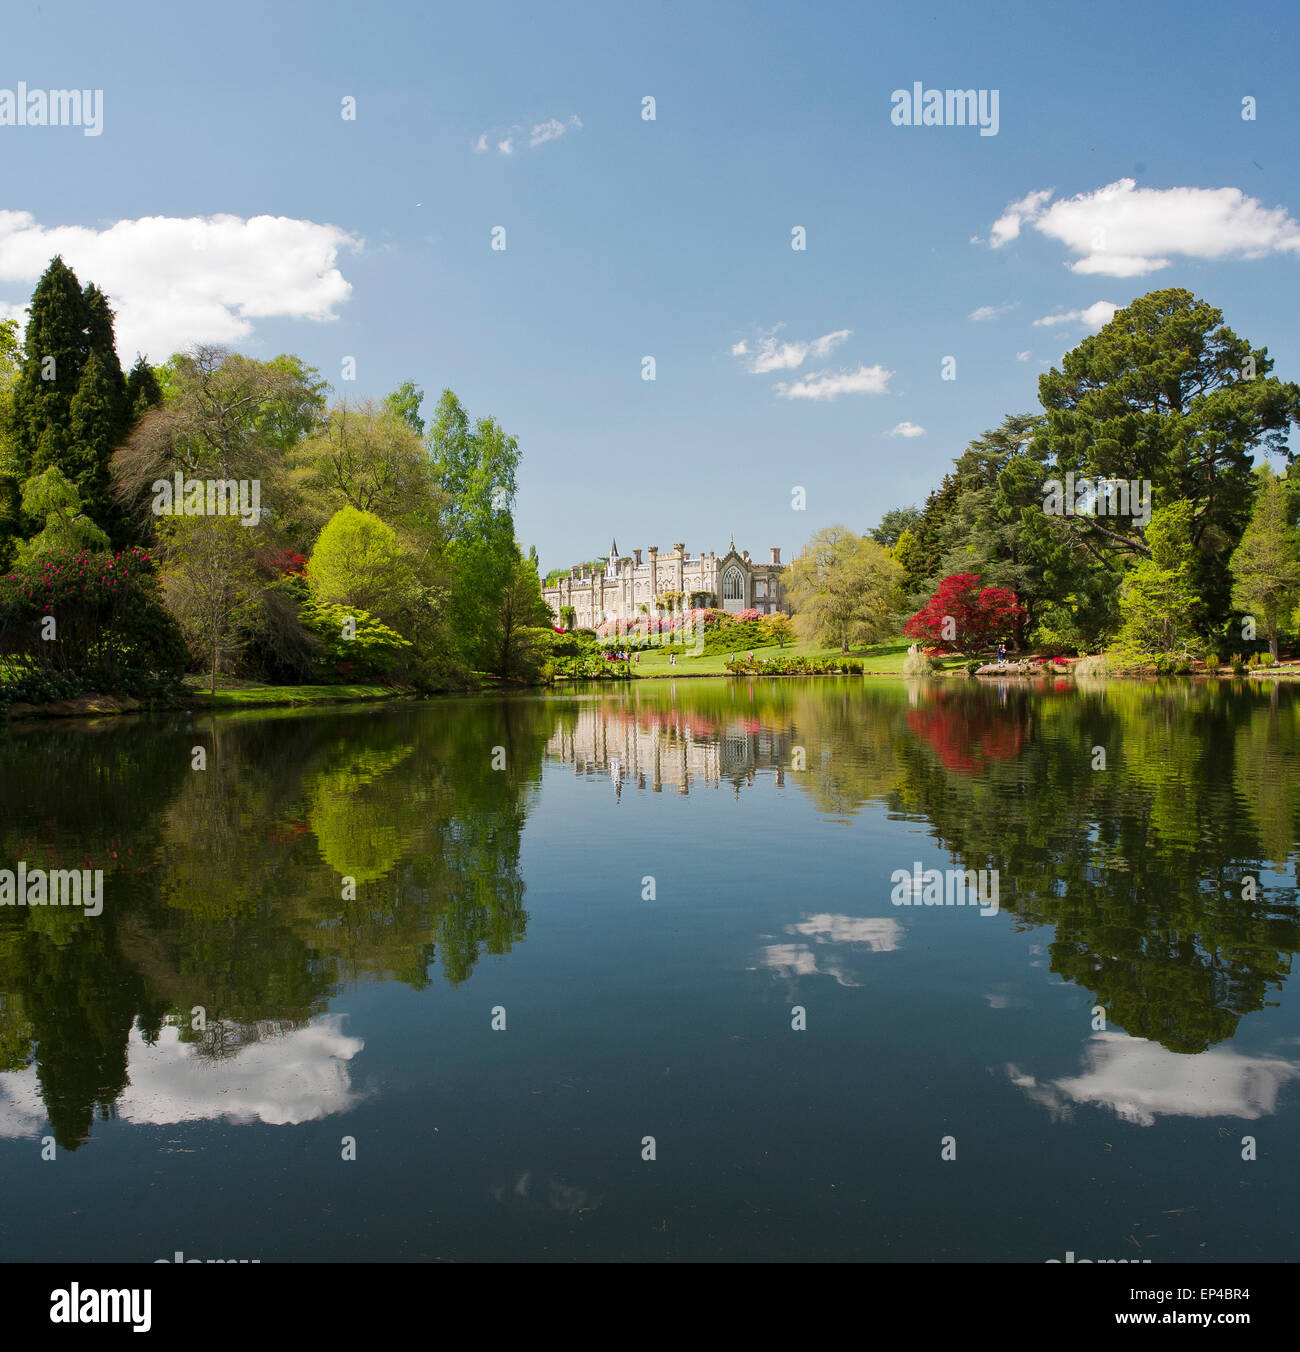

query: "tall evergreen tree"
left=10, top=256, right=90, bottom=483
left=124, top=355, right=163, bottom=421
left=67, top=349, right=122, bottom=537
left=82, top=283, right=129, bottom=438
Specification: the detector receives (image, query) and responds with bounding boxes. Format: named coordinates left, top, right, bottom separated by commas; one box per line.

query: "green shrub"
left=1231, top=653, right=1248, bottom=675
left=1259, top=652, right=1276, bottom=668
left=299, top=601, right=413, bottom=681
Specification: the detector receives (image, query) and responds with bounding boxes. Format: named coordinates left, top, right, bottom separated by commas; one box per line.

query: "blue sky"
left=3, top=0, right=1298, bottom=571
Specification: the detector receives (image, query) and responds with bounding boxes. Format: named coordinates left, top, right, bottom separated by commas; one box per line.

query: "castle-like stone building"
left=543, top=536, right=785, bottom=629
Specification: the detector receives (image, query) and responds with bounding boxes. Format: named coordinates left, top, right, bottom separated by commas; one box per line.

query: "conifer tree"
left=68, top=349, right=121, bottom=537
left=10, top=256, right=90, bottom=482
left=124, top=355, right=163, bottom=420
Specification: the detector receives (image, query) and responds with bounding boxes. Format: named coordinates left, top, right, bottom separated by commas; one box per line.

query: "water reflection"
left=1006, top=1030, right=1300, bottom=1125
left=3, top=677, right=1300, bottom=1148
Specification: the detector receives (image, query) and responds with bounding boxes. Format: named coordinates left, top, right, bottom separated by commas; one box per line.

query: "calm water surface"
left=1, top=677, right=1298, bottom=1261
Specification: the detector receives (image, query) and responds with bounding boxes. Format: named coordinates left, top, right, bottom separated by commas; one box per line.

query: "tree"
left=288, top=399, right=439, bottom=534
left=6, top=261, right=139, bottom=547
left=559, top=604, right=576, bottom=632
left=12, top=466, right=109, bottom=564
left=1230, top=470, right=1300, bottom=659
left=763, top=611, right=795, bottom=648
left=0, top=317, right=26, bottom=568
left=494, top=547, right=554, bottom=679
left=307, top=506, right=418, bottom=623
left=1113, top=501, right=1201, bottom=656
left=67, top=349, right=124, bottom=537
left=1034, top=288, right=1300, bottom=633
left=904, top=573, right=1024, bottom=654
left=113, top=346, right=330, bottom=681
left=9, top=257, right=89, bottom=487
left=870, top=506, right=920, bottom=548
left=784, top=525, right=903, bottom=652
left=124, top=355, right=163, bottom=421
left=384, top=380, right=426, bottom=436
left=157, top=515, right=263, bottom=694
left=428, top=390, right=522, bottom=670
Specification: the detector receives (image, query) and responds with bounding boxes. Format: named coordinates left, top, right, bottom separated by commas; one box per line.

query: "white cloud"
left=887, top=421, right=925, bottom=438
left=475, top=114, right=582, bottom=155
left=1033, top=300, right=1117, bottom=332
left=774, top=364, right=893, bottom=401
left=989, top=188, right=1054, bottom=247
left=530, top=115, right=582, bottom=147
left=735, top=325, right=852, bottom=374
left=1016, top=350, right=1031, bottom=361
left=0, top=209, right=361, bottom=362
left=989, top=178, right=1300, bottom=276
left=968, top=301, right=1018, bottom=321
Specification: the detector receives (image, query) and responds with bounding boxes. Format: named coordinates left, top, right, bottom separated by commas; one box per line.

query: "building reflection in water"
left=547, top=700, right=792, bottom=797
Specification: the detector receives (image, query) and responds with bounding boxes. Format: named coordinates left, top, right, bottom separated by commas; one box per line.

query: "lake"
left=1, top=676, right=1298, bottom=1262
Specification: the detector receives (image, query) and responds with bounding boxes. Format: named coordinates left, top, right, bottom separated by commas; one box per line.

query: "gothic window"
left=722, top=567, right=745, bottom=601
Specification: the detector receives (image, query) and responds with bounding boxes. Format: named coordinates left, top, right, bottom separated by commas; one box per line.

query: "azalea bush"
left=0, top=547, right=188, bottom=699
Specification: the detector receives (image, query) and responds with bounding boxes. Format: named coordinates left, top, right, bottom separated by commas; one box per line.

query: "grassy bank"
left=627, top=637, right=963, bottom=677
left=183, top=677, right=412, bottom=709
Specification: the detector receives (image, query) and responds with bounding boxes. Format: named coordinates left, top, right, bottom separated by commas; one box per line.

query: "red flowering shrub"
left=0, top=547, right=188, bottom=696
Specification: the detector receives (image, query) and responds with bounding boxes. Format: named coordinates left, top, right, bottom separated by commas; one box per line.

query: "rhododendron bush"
left=0, top=547, right=188, bottom=693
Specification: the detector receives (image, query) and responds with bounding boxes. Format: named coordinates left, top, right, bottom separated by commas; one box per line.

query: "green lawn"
left=182, top=676, right=408, bottom=708
left=626, top=637, right=961, bottom=676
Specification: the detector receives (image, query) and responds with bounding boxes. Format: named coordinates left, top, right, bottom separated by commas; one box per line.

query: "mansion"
left=543, top=537, right=785, bottom=629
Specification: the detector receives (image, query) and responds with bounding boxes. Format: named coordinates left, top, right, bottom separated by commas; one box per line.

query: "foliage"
left=307, top=506, right=419, bottom=621
left=904, top=573, right=1024, bottom=654
left=1033, top=288, right=1300, bottom=631
left=1230, top=469, right=1300, bottom=660
left=1112, top=502, right=1201, bottom=659
left=300, top=600, right=413, bottom=681
left=0, top=546, right=187, bottom=698
left=12, top=467, right=110, bottom=564
left=870, top=505, right=921, bottom=548
left=784, top=525, right=904, bottom=652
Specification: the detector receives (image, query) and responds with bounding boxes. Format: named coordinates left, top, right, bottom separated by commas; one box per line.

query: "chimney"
left=770, top=546, right=781, bottom=565
left=570, top=565, right=579, bottom=579
left=580, top=564, right=590, bottom=580
left=647, top=545, right=658, bottom=558
left=741, top=549, right=750, bottom=562
left=673, top=542, right=685, bottom=556
left=633, top=548, right=643, bottom=566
